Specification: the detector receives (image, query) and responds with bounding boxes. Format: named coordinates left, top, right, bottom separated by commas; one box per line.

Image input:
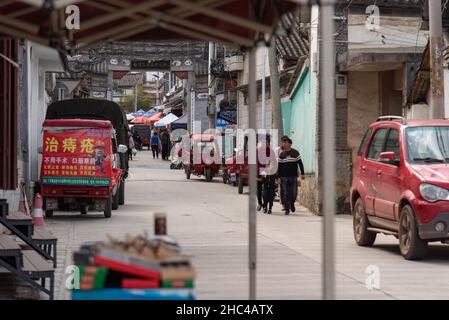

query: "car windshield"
left=406, top=126, right=449, bottom=163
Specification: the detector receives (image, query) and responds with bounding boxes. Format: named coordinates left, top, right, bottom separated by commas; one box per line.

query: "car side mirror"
left=379, top=152, right=399, bottom=165
left=118, top=144, right=128, bottom=153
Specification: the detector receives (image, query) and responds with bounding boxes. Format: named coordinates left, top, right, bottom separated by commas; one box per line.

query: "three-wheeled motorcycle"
left=41, top=99, right=129, bottom=218
left=182, top=134, right=222, bottom=182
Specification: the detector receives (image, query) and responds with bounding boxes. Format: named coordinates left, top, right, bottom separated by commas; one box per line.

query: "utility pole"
left=261, top=46, right=267, bottom=129
left=208, top=42, right=216, bottom=128
left=133, top=84, right=138, bottom=113
left=268, top=36, right=284, bottom=141
left=429, top=0, right=445, bottom=119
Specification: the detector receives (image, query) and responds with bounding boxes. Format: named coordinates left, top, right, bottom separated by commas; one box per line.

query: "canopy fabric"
left=170, top=114, right=187, bottom=130
left=126, top=114, right=135, bottom=120
left=143, top=111, right=156, bottom=117
left=0, top=1, right=297, bottom=53
left=131, top=116, right=151, bottom=124
left=149, top=112, right=163, bottom=124
left=155, top=113, right=179, bottom=127
left=132, top=110, right=145, bottom=117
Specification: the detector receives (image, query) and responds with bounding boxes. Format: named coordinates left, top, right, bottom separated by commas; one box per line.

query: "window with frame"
left=384, top=129, right=400, bottom=161
left=366, top=128, right=389, bottom=160
left=357, top=128, right=372, bottom=156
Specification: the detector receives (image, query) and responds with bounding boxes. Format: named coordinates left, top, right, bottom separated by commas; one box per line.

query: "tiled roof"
left=276, top=11, right=309, bottom=61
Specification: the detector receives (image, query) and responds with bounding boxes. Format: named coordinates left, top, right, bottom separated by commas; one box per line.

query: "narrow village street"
left=4, top=0, right=449, bottom=308
left=40, top=150, right=449, bottom=300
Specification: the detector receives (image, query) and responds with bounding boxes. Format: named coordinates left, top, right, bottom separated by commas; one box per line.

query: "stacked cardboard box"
left=71, top=234, right=196, bottom=300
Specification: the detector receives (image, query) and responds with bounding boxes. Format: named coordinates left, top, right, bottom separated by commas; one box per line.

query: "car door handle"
left=361, top=166, right=366, bottom=172
left=376, top=170, right=382, bottom=176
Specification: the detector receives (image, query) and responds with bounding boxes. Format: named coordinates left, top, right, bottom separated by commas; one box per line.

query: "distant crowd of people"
left=127, top=128, right=171, bottom=161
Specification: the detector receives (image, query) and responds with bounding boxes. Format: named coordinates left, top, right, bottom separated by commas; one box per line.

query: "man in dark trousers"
left=277, top=137, right=305, bottom=215
left=160, top=129, right=170, bottom=160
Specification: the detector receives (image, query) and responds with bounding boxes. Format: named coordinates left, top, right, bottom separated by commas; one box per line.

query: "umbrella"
left=149, top=112, right=163, bottom=124
left=143, top=110, right=156, bottom=117
left=132, top=109, right=145, bottom=117
left=155, top=113, right=179, bottom=127
left=126, top=114, right=135, bottom=120
left=131, top=116, right=151, bottom=124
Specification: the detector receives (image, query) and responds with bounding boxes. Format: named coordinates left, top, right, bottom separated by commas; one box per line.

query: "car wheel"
left=399, top=205, right=428, bottom=260
left=118, top=181, right=125, bottom=205
left=104, top=196, right=112, bottom=218
left=238, top=175, right=244, bottom=194
left=205, top=167, right=212, bottom=182
left=45, top=210, right=54, bottom=218
left=353, top=198, right=376, bottom=246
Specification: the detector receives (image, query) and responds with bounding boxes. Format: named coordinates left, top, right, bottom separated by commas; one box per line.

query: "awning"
left=149, top=112, right=163, bottom=124
left=155, top=113, right=178, bottom=127
left=0, top=1, right=296, bottom=53
left=130, top=116, right=151, bottom=124
left=132, top=109, right=145, bottom=117
left=170, top=114, right=187, bottom=130
left=143, top=110, right=156, bottom=117
left=126, top=113, right=135, bottom=120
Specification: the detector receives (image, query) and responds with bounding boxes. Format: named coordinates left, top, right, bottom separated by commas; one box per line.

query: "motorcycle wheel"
left=118, top=181, right=125, bottom=205
left=104, top=196, right=112, bottom=218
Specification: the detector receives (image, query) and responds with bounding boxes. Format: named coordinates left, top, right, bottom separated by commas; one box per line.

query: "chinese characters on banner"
left=41, top=128, right=112, bottom=187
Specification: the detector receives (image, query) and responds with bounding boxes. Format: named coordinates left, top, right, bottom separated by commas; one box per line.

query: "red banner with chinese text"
left=41, top=128, right=113, bottom=187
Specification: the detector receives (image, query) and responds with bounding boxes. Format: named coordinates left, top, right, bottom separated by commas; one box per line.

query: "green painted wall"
left=282, top=67, right=317, bottom=173
left=281, top=100, right=291, bottom=135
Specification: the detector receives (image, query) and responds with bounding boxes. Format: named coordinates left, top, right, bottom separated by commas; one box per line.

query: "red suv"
left=351, top=116, right=449, bottom=260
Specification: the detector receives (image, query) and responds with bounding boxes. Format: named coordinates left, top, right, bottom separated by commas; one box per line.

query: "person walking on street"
left=128, top=131, right=135, bottom=161
left=133, top=131, right=142, bottom=151
left=277, top=137, right=305, bottom=215
left=262, top=160, right=277, bottom=214
left=160, top=129, right=170, bottom=160
left=151, top=131, right=161, bottom=159
left=256, top=140, right=265, bottom=212
left=275, top=136, right=288, bottom=210
left=257, top=136, right=277, bottom=213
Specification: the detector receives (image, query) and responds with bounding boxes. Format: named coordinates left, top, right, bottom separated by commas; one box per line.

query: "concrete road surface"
left=44, top=150, right=449, bottom=300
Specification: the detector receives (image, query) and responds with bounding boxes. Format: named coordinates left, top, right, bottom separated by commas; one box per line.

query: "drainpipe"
left=429, top=0, right=445, bottom=119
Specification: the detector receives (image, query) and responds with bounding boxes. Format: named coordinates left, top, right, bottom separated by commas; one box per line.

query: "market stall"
left=155, top=113, right=179, bottom=127
left=170, top=114, right=188, bottom=130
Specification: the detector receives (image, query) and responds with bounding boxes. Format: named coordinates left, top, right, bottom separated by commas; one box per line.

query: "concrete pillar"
left=429, top=0, right=445, bottom=119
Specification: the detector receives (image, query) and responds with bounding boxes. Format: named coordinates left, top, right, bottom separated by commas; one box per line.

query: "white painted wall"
left=27, top=41, right=64, bottom=184
left=348, top=14, right=428, bottom=53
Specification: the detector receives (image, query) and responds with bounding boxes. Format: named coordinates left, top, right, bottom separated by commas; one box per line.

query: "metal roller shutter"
left=0, top=37, right=18, bottom=190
